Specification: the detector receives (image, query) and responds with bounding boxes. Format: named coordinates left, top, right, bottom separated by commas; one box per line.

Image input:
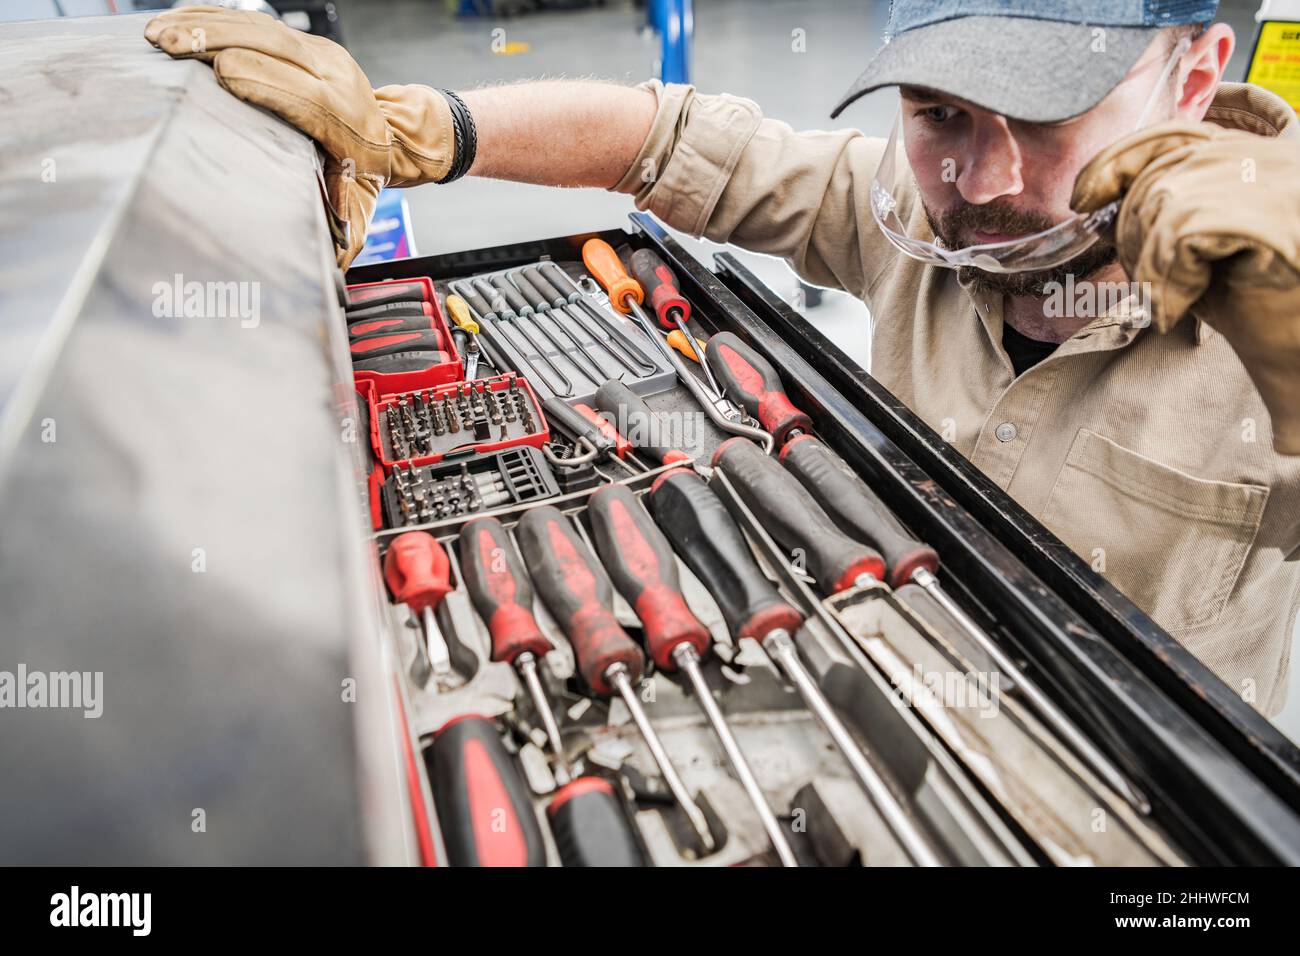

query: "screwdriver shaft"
left=911, top=568, right=1150, bottom=814
left=675, top=645, right=798, bottom=867
left=517, top=651, right=571, bottom=786
left=609, top=664, right=716, bottom=854
left=763, top=629, right=942, bottom=867
left=421, top=606, right=453, bottom=678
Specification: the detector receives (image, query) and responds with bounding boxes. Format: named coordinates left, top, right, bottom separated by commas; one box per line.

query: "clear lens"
left=870, top=38, right=1189, bottom=274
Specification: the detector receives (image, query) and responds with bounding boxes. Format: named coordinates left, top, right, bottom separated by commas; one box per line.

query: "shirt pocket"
left=1040, top=429, right=1268, bottom=632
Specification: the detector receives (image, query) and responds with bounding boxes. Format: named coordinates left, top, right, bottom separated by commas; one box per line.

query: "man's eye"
left=916, top=105, right=959, bottom=124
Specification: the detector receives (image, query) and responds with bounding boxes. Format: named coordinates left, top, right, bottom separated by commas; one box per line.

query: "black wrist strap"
left=438, top=89, right=477, bottom=184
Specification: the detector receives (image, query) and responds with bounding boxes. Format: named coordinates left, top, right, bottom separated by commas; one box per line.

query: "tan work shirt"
left=614, top=81, right=1300, bottom=716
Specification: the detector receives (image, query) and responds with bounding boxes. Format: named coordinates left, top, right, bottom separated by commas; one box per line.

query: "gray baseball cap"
left=830, top=1, right=1219, bottom=123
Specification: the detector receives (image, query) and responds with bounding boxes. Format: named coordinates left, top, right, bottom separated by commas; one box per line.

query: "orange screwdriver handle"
left=383, top=531, right=452, bottom=614
left=666, top=329, right=705, bottom=364
left=581, top=238, right=643, bottom=314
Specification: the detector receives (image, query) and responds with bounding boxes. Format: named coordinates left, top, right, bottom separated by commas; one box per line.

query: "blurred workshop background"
left=5, top=0, right=1294, bottom=738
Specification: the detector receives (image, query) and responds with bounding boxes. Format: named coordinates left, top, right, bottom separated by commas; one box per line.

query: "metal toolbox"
left=345, top=213, right=1300, bottom=867
left=6, top=9, right=1298, bottom=871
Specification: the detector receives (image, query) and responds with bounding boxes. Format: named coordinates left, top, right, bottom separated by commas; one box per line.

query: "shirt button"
left=995, top=422, right=1017, bottom=442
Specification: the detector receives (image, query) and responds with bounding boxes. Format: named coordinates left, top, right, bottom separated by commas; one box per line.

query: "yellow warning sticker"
left=1247, top=21, right=1300, bottom=115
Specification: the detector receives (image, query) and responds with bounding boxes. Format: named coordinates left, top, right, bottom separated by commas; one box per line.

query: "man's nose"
left=956, top=117, right=1024, bottom=205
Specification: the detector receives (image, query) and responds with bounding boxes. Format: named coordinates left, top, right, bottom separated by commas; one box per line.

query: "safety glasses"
left=869, top=38, right=1191, bottom=274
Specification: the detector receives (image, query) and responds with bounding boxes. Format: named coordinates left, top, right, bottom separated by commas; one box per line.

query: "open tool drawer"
left=344, top=213, right=1300, bottom=867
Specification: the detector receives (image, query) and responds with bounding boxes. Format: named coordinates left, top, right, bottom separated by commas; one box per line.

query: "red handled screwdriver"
left=383, top=531, right=455, bottom=684
left=586, top=483, right=798, bottom=866
left=347, top=281, right=430, bottom=308
left=704, top=331, right=812, bottom=447
left=457, top=516, right=569, bottom=784
left=348, top=314, right=437, bottom=339
left=628, top=248, right=727, bottom=403
left=592, top=380, right=692, bottom=467
left=425, top=714, right=546, bottom=867
left=645, top=466, right=942, bottom=866
left=514, top=505, right=716, bottom=854
left=701, top=338, right=1152, bottom=812
left=346, top=300, right=435, bottom=323
left=353, top=350, right=454, bottom=375
left=546, top=776, right=646, bottom=867
left=583, top=239, right=771, bottom=450
left=777, top=435, right=1150, bottom=813
left=567, top=398, right=938, bottom=861
left=350, top=328, right=446, bottom=359
left=712, top=436, right=886, bottom=594
left=458, top=516, right=650, bottom=865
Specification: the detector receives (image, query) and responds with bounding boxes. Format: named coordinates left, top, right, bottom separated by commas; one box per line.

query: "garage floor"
left=335, top=0, right=1298, bottom=738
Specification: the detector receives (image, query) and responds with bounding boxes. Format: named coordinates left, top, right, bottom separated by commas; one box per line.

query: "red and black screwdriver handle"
left=346, top=300, right=435, bottom=322
left=593, top=380, right=691, bottom=466
left=713, top=437, right=885, bottom=594
left=780, top=434, right=939, bottom=588
left=704, top=332, right=812, bottom=447
left=347, top=281, right=429, bottom=308
left=348, top=313, right=439, bottom=339
left=586, top=483, right=711, bottom=671
left=425, top=714, right=547, bottom=867
left=575, top=404, right=632, bottom=459
left=382, top=531, right=452, bottom=615
left=646, top=467, right=804, bottom=644
left=353, top=350, right=454, bottom=375
left=457, top=517, right=553, bottom=664
left=350, top=328, right=445, bottom=359
left=547, top=775, right=646, bottom=867
left=629, top=248, right=691, bottom=332
left=514, top=506, right=645, bottom=696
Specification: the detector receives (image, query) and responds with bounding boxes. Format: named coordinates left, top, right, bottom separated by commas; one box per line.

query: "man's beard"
left=924, top=200, right=1118, bottom=297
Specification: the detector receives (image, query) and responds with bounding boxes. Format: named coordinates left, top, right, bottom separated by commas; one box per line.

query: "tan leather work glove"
left=144, top=6, right=455, bottom=267
left=1072, top=120, right=1300, bottom=453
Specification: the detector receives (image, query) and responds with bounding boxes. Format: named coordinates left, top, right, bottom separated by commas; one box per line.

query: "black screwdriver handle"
left=509, top=269, right=553, bottom=313
left=470, top=277, right=516, bottom=320
left=426, top=715, right=547, bottom=867
left=593, top=380, right=691, bottom=466
left=712, top=437, right=885, bottom=594
left=780, top=435, right=939, bottom=588
left=629, top=248, right=691, bottom=331
left=523, top=265, right=569, bottom=309
left=458, top=517, right=553, bottom=663
left=646, top=468, right=804, bottom=643
left=587, top=483, right=711, bottom=671
left=538, top=261, right=583, bottom=303
left=453, top=280, right=500, bottom=322
left=514, top=506, right=644, bottom=696
left=490, top=274, right=534, bottom=317
left=547, top=776, right=646, bottom=867
left=704, top=332, right=813, bottom=446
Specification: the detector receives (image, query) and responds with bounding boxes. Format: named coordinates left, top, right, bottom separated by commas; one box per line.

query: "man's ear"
left=1176, top=23, right=1235, bottom=121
